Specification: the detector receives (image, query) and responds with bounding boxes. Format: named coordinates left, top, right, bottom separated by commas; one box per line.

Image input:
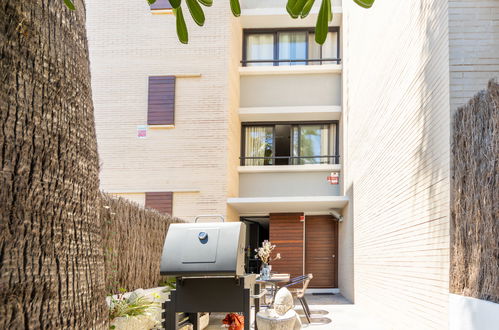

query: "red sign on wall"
left=327, top=172, right=339, bottom=185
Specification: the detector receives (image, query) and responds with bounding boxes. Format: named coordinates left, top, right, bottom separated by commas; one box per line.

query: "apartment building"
left=88, top=0, right=346, bottom=292
left=87, top=0, right=498, bottom=328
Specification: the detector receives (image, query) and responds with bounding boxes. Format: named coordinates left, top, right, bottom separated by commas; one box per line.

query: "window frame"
left=242, top=27, right=340, bottom=67
left=240, top=121, right=340, bottom=166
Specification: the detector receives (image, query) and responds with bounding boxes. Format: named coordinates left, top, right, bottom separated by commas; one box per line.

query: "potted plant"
left=108, top=288, right=160, bottom=329
left=255, top=240, right=281, bottom=280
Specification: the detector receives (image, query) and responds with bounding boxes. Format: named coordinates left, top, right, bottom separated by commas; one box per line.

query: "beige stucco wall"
left=449, top=0, right=499, bottom=113
left=87, top=1, right=238, bottom=222
left=226, top=15, right=243, bottom=222
left=342, top=0, right=451, bottom=328
left=240, top=73, right=342, bottom=107
left=240, top=171, right=341, bottom=197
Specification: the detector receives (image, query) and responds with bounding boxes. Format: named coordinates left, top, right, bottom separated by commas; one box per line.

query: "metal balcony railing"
left=241, top=58, right=342, bottom=66
left=240, top=155, right=340, bottom=166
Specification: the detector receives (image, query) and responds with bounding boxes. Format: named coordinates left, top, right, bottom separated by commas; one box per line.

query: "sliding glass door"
left=292, top=124, right=330, bottom=164
left=243, top=28, right=340, bottom=66
left=242, top=123, right=337, bottom=165
left=278, top=31, right=307, bottom=66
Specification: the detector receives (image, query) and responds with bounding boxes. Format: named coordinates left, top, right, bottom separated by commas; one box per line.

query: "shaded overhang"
left=227, top=196, right=349, bottom=215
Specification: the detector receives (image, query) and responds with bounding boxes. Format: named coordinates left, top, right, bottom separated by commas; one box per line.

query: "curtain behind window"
left=244, top=126, right=273, bottom=165
left=278, top=32, right=307, bottom=66
left=308, top=32, right=339, bottom=65
left=246, top=34, right=274, bottom=67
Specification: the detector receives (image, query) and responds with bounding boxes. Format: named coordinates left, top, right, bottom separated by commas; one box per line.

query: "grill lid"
left=160, top=222, right=246, bottom=276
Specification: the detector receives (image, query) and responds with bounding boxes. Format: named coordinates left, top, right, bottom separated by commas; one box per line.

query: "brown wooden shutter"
left=145, top=192, right=173, bottom=215
left=269, top=213, right=304, bottom=281
left=150, top=0, right=173, bottom=10
left=148, top=76, right=175, bottom=125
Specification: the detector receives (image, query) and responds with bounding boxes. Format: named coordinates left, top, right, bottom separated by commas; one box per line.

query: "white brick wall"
left=86, top=1, right=239, bottom=221
left=342, top=0, right=451, bottom=328
left=449, top=0, right=499, bottom=112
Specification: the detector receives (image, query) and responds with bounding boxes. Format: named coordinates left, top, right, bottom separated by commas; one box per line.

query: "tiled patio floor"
left=206, top=294, right=384, bottom=330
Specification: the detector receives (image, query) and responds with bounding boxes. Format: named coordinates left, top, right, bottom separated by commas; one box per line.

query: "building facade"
left=87, top=0, right=498, bottom=328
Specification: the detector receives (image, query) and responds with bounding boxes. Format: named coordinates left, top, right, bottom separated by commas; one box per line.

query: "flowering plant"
left=255, top=240, right=281, bottom=264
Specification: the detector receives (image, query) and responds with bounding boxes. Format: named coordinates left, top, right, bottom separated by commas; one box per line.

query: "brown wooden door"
left=305, top=215, right=338, bottom=288
left=269, top=213, right=304, bottom=280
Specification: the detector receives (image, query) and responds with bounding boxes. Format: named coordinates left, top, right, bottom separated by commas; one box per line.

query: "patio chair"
left=282, top=274, right=313, bottom=323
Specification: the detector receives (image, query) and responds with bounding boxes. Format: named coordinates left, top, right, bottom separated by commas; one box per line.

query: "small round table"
left=256, top=273, right=290, bottom=305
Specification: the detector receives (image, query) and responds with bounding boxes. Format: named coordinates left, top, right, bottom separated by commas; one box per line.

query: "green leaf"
left=315, top=0, right=329, bottom=45
left=291, top=0, right=308, bottom=18
left=146, top=0, right=156, bottom=5
left=327, top=0, right=332, bottom=22
left=300, top=0, right=315, bottom=18
left=64, top=0, right=75, bottom=10
left=353, top=0, right=375, bottom=8
left=186, top=0, right=205, bottom=26
left=174, top=7, right=188, bottom=44
left=286, top=0, right=299, bottom=18
left=230, top=0, right=241, bottom=17
left=169, top=0, right=182, bottom=8
left=198, top=0, right=213, bottom=7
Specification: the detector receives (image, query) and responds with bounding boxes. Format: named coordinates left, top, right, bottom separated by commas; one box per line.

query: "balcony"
left=240, top=122, right=339, bottom=164
left=239, top=27, right=342, bottom=109
left=230, top=163, right=346, bottom=214
left=240, top=155, right=339, bottom=166
left=239, top=105, right=342, bottom=122
left=240, top=0, right=343, bottom=29
left=239, top=164, right=341, bottom=198
left=241, top=27, right=340, bottom=67
left=240, top=70, right=341, bottom=108
left=227, top=195, right=348, bottom=215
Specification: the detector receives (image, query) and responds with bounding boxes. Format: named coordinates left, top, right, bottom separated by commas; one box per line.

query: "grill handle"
left=194, top=215, right=225, bottom=223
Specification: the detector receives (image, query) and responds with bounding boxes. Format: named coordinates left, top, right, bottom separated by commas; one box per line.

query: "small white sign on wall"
left=137, top=125, right=147, bottom=139
left=327, top=172, right=339, bottom=185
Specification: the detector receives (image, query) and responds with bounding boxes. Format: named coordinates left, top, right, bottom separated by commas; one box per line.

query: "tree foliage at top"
left=64, top=0, right=375, bottom=44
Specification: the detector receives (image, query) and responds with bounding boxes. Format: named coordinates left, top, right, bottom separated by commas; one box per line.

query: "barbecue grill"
left=160, top=221, right=264, bottom=330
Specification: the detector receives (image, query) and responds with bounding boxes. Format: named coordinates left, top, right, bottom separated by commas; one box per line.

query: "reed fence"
left=451, top=80, right=498, bottom=303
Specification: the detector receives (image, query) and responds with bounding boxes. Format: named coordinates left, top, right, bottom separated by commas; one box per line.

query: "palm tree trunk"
left=0, top=1, right=106, bottom=328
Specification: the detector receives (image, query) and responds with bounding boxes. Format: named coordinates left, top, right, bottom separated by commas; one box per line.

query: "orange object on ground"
left=223, top=313, right=244, bottom=330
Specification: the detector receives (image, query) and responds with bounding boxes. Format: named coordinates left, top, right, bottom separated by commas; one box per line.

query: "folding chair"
left=282, top=274, right=313, bottom=323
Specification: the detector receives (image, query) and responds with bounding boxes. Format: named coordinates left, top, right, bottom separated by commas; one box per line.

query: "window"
left=150, top=0, right=173, bottom=10
left=148, top=76, right=175, bottom=125
left=278, top=31, right=307, bottom=66
left=242, top=28, right=340, bottom=66
left=145, top=192, right=173, bottom=215
left=241, top=122, right=338, bottom=166
left=246, top=34, right=274, bottom=67
left=244, top=126, right=274, bottom=166
left=292, top=124, right=330, bottom=165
